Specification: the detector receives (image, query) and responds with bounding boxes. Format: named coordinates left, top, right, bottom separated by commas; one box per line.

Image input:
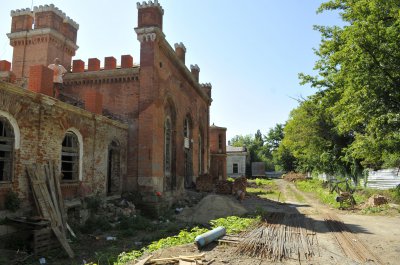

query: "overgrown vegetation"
left=247, top=178, right=283, bottom=201
left=114, top=216, right=259, bottom=265
left=295, top=178, right=400, bottom=210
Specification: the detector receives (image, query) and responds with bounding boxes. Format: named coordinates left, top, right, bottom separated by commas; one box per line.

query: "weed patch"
left=114, top=215, right=259, bottom=264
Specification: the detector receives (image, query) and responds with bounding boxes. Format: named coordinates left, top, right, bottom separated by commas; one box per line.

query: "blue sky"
left=0, top=1, right=342, bottom=140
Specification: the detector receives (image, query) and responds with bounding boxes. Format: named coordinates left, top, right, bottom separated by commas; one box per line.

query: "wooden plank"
left=52, top=161, right=67, bottom=229
left=134, top=255, right=153, bottom=265
left=179, top=261, right=196, bottom=265
left=46, top=162, right=65, bottom=235
left=27, top=163, right=75, bottom=259
left=52, top=226, right=74, bottom=258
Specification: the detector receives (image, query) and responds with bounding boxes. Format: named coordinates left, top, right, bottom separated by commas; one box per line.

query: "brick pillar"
left=84, top=90, right=103, bottom=115
left=0, top=60, right=11, bottom=71
left=72, top=60, right=85, bottom=72
left=28, top=65, right=53, bottom=96
left=190, top=64, right=200, bottom=82
left=104, top=56, right=117, bottom=70
left=174, top=43, right=186, bottom=63
left=121, top=55, right=133, bottom=68
left=88, top=58, right=100, bottom=71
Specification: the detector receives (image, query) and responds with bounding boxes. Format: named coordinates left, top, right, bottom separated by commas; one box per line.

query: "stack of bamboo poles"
left=26, top=162, right=74, bottom=258
left=236, top=212, right=318, bottom=262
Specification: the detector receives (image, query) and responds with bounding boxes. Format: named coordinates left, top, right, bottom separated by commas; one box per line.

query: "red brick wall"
left=136, top=34, right=211, bottom=198
left=0, top=61, right=11, bottom=71
left=28, top=65, right=53, bottom=96
left=63, top=67, right=140, bottom=190
left=210, top=126, right=227, bottom=154
left=209, top=127, right=227, bottom=179
left=0, top=82, right=128, bottom=210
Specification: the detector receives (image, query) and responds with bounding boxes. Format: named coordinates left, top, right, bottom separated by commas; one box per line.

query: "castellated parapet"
left=137, top=0, right=164, bottom=14
left=8, top=4, right=79, bottom=80
left=11, top=4, right=79, bottom=30
left=174, top=42, right=186, bottom=52
left=33, top=4, right=79, bottom=29
left=190, top=64, right=200, bottom=72
left=10, top=8, right=33, bottom=17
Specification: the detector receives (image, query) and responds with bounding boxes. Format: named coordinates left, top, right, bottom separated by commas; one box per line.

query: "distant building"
left=226, top=145, right=248, bottom=178
left=209, top=124, right=227, bottom=180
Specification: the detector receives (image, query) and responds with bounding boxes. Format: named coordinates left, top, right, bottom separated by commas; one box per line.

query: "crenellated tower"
left=7, top=5, right=79, bottom=82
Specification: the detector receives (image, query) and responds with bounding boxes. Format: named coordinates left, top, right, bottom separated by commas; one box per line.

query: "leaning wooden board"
left=27, top=163, right=74, bottom=258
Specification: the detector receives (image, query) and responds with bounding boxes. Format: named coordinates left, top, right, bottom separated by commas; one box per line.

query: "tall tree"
left=300, top=0, right=400, bottom=169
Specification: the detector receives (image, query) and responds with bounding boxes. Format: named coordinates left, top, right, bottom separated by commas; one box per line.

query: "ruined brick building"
left=0, top=1, right=226, bottom=214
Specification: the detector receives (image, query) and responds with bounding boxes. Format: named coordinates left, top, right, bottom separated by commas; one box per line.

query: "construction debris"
left=366, top=194, right=388, bottom=207
left=195, top=174, right=215, bottom=192
left=176, top=195, right=248, bottom=224
left=283, top=172, right=307, bottom=182
left=195, top=227, right=226, bottom=248
left=134, top=254, right=206, bottom=265
left=26, top=162, right=74, bottom=258
left=215, top=180, right=232, bottom=194
left=236, top=212, right=317, bottom=262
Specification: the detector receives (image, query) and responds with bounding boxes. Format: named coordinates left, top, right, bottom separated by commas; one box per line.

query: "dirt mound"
left=176, top=194, right=248, bottom=224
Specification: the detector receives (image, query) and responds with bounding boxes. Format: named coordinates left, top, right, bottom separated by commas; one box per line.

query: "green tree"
left=300, top=0, right=400, bottom=170
left=265, top=124, right=284, bottom=151
left=230, top=130, right=275, bottom=171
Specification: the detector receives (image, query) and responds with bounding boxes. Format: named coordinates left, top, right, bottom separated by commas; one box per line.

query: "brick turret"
left=7, top=4, right=79, bottom=82
left=190, top=64, right=200, bottom=83
left=174, top=43, right=186, bottom=63
left=137, top=0, right=164, bottom=30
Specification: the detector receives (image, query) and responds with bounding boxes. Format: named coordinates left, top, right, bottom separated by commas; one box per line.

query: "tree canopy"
left=281, top=0, right=400, bottom=178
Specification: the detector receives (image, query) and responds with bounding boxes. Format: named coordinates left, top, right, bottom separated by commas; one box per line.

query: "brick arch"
left=0, top=110, right=20, bottom=150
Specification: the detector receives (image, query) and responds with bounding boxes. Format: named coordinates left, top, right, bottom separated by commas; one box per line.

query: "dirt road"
left=149, top=179, right=400, bottom=265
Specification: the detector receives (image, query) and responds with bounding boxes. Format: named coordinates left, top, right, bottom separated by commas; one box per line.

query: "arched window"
left=183, top=115, right=193, bottom=188
left=184, top=117, right=190, bottom=139
left=164, top=117, right=172, bottom=174
left=0, top=117, right=14, bottom=181
left=61, top=132, right=80, bottom=181
left=107, top=141, right=121, bottom=195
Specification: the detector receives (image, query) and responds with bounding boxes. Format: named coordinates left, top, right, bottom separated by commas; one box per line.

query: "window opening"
left=0, top=117, right=14, bottom=181
left=233, top=163, right=238, bottom=174
left=61, top=132, right=79, bottom=181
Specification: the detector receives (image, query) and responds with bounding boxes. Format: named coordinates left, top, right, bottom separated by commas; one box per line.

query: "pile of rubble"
left=196, top=174, right=247, bottom=196
left=176, top=194, right=248, bottom=224
left=283, top=172, right=307, bottom=182
left=195, top=174, right=215, bottom=192
left=90, top=197, right=136, bottom=223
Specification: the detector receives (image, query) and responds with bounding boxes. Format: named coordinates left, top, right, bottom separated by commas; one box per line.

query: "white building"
left=226, top=146, right=248, bottom=178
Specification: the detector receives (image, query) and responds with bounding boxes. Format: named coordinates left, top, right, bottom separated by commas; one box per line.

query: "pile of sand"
left=176, top=194, right=248, bottom=224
